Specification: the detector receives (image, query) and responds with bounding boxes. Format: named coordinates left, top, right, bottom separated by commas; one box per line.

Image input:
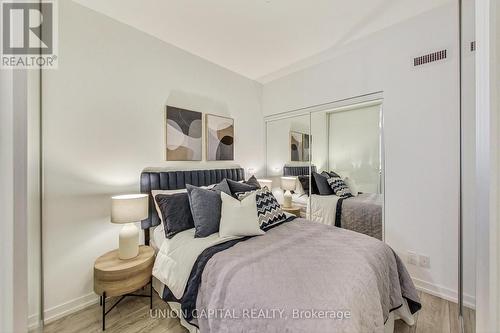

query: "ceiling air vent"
left=413, top=49, right=447, bottom=67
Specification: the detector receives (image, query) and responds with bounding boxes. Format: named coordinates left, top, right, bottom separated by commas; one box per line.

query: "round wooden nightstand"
left=281, top=205, right=301, bottom=217
left=94, top=245, right=155, bottom=330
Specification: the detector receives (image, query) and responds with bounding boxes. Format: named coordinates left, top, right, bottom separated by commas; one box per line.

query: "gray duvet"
left=196, top=219, right=419, bottom=333
left=341, top=193, right=383, bottom=240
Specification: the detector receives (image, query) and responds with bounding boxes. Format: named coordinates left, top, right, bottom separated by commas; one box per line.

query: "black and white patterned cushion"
left=236, top=188, right=287, bottom=230
left=327, top=177, right=353, bottom=198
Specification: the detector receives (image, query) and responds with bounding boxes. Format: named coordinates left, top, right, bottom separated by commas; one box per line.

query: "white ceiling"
left=73, top=0, right=451, bottom=82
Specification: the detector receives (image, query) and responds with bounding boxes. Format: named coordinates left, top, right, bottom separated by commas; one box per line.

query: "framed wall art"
left=206, top=114, right=234, bottom=161
left=165, top=106, right=202, bottom=161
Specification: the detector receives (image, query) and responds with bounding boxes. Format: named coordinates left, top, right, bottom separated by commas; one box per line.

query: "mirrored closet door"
left=265, top=114, right=310, bottom=218
left=264, top=97, right=384, bottom=242
left=309, top=100, right=384, bottom=241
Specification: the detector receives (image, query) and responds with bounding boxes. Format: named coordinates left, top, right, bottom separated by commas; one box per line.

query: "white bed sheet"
left=309, top=194, right=341, bottom=225
left=153, top=228, right=241, bottom=299
left=150, top=224, right=166, bottom=252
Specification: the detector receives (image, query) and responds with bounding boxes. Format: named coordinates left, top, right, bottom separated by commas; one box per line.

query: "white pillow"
left=295, top=177, right=305, bottom=195
left=343, top=177, right=359, bottom=197
left=219, top=192, right=264, bottom=237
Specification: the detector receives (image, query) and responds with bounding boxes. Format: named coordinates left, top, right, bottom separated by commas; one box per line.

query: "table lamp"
left=111, top=194, right=148, bottom=260
left=280, top=177, right=296, bottom=208
left=257, top=179, right=273, bottom=190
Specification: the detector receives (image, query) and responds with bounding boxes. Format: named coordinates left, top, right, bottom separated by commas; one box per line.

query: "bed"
left=141, top=168, right=419, bottom=333
left=283, top=166, right=383, bottom=240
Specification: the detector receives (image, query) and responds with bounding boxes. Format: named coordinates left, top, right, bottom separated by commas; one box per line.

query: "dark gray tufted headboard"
left=140, top=168, right=244, bottom=244
left=283, top=165, right=316, bottom=176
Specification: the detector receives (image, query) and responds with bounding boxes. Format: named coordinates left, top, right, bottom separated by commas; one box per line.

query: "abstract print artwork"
left=303, top=133, right=310, bottom=162
left=290, top=132, right=310, bottom=162
left=206, top=114, right=234, bottom=161
left=166, top=106, right=202, bottom=161
left=290, top=131, right=303, bottom=161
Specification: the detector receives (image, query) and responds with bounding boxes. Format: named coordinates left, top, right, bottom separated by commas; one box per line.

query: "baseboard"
left=28, top=313, right=42, bottom=331
left=43, top=293, right=98, bottom=325
left=412, top=277, right=476, bottom=310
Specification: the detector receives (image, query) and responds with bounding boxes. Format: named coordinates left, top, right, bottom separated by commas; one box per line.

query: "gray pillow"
left=212, top=179, right=232, bottom=196
left=155, top=193, right=194, bottom=239
left=244, top=175, right=261, bottom=189
left=186, top=184, right=224, bottom=238
left=312, top=172, right=334, bottom=195
left=226, top=178, right=258, bottom=197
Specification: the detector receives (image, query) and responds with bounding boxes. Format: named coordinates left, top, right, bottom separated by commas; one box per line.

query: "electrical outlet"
left=419, top=255, right=430, bottom=268
left=407, top=251, right=418, bottom=265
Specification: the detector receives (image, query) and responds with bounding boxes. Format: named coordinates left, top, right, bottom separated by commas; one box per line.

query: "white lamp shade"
left=111, top=194, right=149, bottom=224
left=257, top=179, right=273, bottom=189
left=280, top=177, right=297, bottom=191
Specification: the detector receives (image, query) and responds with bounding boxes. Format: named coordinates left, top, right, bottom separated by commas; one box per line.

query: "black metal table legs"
left=101, top=279, right=153, bottom=331
left=150, top=278, right=153, bottom=309
left=102, top=292, right=106, bottom=331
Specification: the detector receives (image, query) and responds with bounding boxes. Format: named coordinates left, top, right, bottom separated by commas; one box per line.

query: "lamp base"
left=118, top=223, right=139, bottom=259
left=283, top=190, right=292, bottom=208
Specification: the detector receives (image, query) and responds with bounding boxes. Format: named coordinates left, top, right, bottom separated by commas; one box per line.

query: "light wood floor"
left=394, top=291, right=475, bottom=333
left=42, top=290, right=475, bottom=333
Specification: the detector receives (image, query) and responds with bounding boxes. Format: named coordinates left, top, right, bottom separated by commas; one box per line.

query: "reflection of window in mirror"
left=328, top=104, right=381, bottom=194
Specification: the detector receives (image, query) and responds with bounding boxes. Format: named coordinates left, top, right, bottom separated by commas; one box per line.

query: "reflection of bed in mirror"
left=281, top=165, right=383, bottom=240
left=273, top=165, right=316, bottom=217
left=310, top=191, right=382, bottom=240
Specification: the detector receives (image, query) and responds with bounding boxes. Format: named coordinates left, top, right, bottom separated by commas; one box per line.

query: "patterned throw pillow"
left=236, top=188, right=287, bottom=230
left=327, top=177, right=353, bottom=198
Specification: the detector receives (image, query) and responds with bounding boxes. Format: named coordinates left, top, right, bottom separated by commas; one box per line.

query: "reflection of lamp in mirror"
left=280, top=177, right=296, bottom=208
left=257, top=179, right=273, bottom=190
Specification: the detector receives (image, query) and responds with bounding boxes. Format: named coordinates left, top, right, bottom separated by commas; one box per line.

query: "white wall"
left=310, top=111, right=328, bottom=173
left=0, top=69, right=30, bottom=333
left=0, top=66, right=16, bottom=333
left=263, top=3, right=471, bottom=306
left=461, top=0, right=476, bottom=310
left=266, top=115, right=310, bottom=177
left=28, top=69, right=42, bottom=329
left=42, top=0, right=264, bottom=321
left=475, top=0, right=499, bottom=330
